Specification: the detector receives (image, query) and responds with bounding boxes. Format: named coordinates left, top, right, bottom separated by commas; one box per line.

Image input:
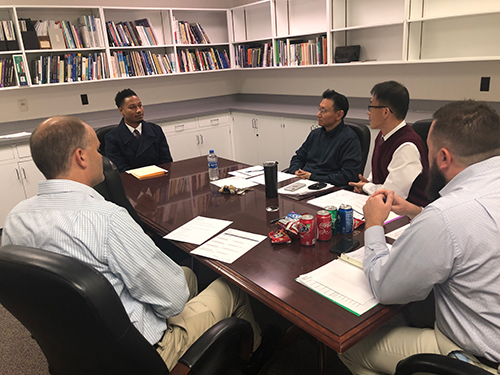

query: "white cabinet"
left=232, top=112, right=314, bottom=169
left=0, top=144, right=45, bottom=227
left=160, top=113, right=233, bottom=162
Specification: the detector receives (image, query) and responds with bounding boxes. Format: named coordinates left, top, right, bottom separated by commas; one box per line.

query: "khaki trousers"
left=339, top=323, right=498, bottom=375
left=156, top=267, right=262, bottom=370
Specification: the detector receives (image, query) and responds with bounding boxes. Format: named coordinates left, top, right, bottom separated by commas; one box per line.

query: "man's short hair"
left=322, top=89, right=349, bottom=119
left=30, top=116, right=90, bottom=179
left=370, top=81, right=409, bottom=121
left=115, top=88, right=137, bottom=108
left=432, top=100, right=500, bottom=166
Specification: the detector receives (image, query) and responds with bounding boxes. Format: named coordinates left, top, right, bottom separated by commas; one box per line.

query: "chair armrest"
left=396, top=354, right=491, bottom=375
left=171, top=317, right=253, bottom=375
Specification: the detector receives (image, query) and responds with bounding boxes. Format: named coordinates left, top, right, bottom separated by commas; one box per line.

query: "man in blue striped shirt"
left=2, top=116, right=261, bottom=371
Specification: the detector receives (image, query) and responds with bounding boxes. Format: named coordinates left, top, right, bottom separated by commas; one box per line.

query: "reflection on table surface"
left=121, top=156, right=407, bottom=353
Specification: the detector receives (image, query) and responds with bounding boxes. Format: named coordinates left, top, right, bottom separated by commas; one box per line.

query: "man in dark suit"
left=105, top=88, right=173, bottom=172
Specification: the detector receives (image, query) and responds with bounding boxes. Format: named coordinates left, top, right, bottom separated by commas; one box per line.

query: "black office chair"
left=411, top=119, right=433, bottom=148
left=93, top=156, right=146, bottom=231
left=0, top=244, right=254, bottom=375
left=95, top=125, right=117, bottom=156
left=396, top=354, right=492, bottom=375
left=346, top=122, right=371, bottom=176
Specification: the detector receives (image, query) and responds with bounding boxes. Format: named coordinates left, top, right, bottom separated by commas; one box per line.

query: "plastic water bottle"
left=208, top=149, right=219, bottom=181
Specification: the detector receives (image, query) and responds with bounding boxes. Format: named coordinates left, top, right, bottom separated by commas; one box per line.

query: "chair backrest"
left=93, top=156, right=147, bottom=231
left=0, top=245, right=169, bottom=375
left=396, top=353, right=492, bottom=375
left=411, top=119, right=433, bottom=148
left=346, top=122, right=371, bottom=176
left=95, top=125, right=117, bottom=156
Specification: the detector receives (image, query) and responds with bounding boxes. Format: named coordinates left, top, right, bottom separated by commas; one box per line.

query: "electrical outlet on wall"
left=18, top=99, right=28, bottom=112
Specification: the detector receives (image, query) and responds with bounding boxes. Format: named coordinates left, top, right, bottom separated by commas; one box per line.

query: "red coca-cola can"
left=299, top=214, right=316, bottom=246
left=316, top=210, right=332, bottom=241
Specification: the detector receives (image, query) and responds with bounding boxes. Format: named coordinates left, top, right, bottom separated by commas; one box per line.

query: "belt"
left=477, top=355, right=499, bottom=370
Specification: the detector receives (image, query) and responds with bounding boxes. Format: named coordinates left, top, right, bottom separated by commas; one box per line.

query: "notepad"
left=126, top=165, right=168, bottom=180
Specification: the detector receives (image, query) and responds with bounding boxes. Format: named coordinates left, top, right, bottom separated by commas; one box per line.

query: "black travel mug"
left=263, top=161, right=278, bottom=198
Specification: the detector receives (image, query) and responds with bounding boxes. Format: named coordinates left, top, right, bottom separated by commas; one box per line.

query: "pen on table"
left=224, top=232, right=259, bottom=242
left=269, top=215, right=286, bottom=224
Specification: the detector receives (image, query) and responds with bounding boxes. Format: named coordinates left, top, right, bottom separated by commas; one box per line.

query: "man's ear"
left=436, top=147, right=452, bottom=171
left=73, top=148, right=87, bottom=169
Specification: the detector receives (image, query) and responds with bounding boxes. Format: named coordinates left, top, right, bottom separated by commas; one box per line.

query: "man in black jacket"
left=106, top=88, right=173, bottom=172
left=288, top=89, right=362, bottom=185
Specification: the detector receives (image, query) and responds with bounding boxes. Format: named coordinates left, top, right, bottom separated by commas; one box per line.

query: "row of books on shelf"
left=0, top=58, right=16, bottom=87
left=173, top=18, right=211, bottom=45
left=110, top=50, right=174, bottom=78
left=176, top=48, right=229, bottom=72
left=277, top=36, right=327, bottom=66
left=0, top=20, right=19, bottom=51
left=21, top=16, right=104, bottom=51
left=30, top=52, right=110, bottom=85
left=234, top=43, right=273, bottom=68
left=106, top=19, right=159, bottom=47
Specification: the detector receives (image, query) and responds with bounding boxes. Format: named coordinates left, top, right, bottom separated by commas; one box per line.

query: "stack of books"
left=0, top=57, right=16, bottom=87
left=30, top=52, right=110, bottom=84
left=176, top=48, right=229, bottom=72
left=110, top=50, right=174, bottom=78
left=234, top=43, right=272, bottom=68
left=289, top=36, right=327, bottom=66
left=106, top=19, right=158, bottom=47
left=173, top=18, right=211, bottom=44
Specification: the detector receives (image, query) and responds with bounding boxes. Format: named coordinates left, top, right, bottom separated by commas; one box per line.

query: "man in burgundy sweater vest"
left=349, top=81, right=430, bottom=206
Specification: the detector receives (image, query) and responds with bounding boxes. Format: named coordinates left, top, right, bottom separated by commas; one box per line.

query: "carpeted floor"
left=0, top=299, right=351, bottom=375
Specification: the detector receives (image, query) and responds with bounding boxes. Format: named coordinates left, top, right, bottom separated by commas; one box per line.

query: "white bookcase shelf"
left=0, top=1, right=497, bottom=89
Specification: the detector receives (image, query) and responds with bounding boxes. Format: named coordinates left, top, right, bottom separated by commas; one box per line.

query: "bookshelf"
left=0, top=2, right=497, bottom=89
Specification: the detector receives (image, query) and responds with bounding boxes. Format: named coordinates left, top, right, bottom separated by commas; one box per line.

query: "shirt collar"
left=439, top=156, right=500, bottom=197
left=125, top=122, right=142, bottom=135
left=382, top=120, right=406, bottom=141
left=322, top=119, right=345, bottom=137
left=38, top=179, right=105, bottom=201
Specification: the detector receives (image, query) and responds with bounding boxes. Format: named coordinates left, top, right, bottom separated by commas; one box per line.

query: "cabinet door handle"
left=21, top=167, right=27, bottom=179
left=200, top=134, right=204, bottom=144
left=175, top=124, right=185, bottom=132
left=15, top=168, right=20, bottom=180
left=254, top=118, right=258, bottom=129
left=196, top=135, right=200, bottom=145
left=210, top=118, right=219, bottom=125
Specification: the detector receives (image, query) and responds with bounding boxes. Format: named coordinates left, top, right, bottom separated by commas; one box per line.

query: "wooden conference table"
left=121, top=156, right=407, bottom=354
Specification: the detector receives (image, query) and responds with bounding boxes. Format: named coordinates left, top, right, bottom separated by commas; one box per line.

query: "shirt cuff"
left=364, top=226, right=387, bottom=251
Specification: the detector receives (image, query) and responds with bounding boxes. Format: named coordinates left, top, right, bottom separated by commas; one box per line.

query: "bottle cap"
left=209, top=149, right=214, bottom=153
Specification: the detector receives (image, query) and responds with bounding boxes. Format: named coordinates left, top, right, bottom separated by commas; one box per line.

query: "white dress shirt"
left=362, top=121, right=423, bottom=199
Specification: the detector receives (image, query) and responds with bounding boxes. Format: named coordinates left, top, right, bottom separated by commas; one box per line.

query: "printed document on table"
left=296, top=259, right=379, bottom=316
left=386, top=224, right=410, bottom=240
left=249, top=171, right=296, bottom=185
left=209, top=176, right=259, bottom=189
left=228, top=165, right=265, bottom=178
left=307, top=190, right=401, bottom=224
left=340, top=244, right=393, bottom=269
left=191, top=228, right=267, bottom=264
left=164, top=216, right=232, bottom=245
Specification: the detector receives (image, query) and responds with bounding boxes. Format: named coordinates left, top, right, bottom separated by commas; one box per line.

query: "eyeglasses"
left=317, top=107, right=330, bottom=114
left=368, top=105, right=393, bottom=113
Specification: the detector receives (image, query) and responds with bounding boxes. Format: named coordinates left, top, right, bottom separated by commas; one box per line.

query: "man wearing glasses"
left=349, top=81, right=429, bottom=206
left=287, top=89, right=362, bottom=186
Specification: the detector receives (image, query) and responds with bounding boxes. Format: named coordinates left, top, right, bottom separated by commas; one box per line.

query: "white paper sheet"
left=307, top=190, right=401, bottom=224
left=386, top=224, right=410, bottom=240
left=228, top=165, right=265, bottom=178
left=190, top=228, right=266, bottom=263
left=340, top=244, right=393, bottom=269
left=209, top=176, right=259, bottom=189
left=164, top=216, right=232, bottom=245
left=278, top=179, right=333, bottom=196
left=248, top=171, right=296, bottom=185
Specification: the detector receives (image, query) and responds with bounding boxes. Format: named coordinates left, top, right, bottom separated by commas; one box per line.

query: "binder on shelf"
left=48, top=28, right=66, bottom=49
left=0, top=21, right=7, bottom=51
left=18, top=18, right=38, bottom=50
left=13, top=55, right=28, bottom=86
left=334, top=45, right=361, bottom=63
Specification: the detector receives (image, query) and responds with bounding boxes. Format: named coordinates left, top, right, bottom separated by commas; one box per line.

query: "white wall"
left=234, top=61, right=500, bottom=102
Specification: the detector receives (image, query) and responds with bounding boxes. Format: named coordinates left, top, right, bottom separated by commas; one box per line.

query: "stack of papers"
left=307, top=190, right=401, bottom=224
left=297, top=258, right=378, bottom=316
left=126, top=165, right=168, bottom=180
left=210, top=176, right=258, bottom=189
left=164, top=216, right=265, bottom=263
left=228, top=165, right=296, bottom=185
